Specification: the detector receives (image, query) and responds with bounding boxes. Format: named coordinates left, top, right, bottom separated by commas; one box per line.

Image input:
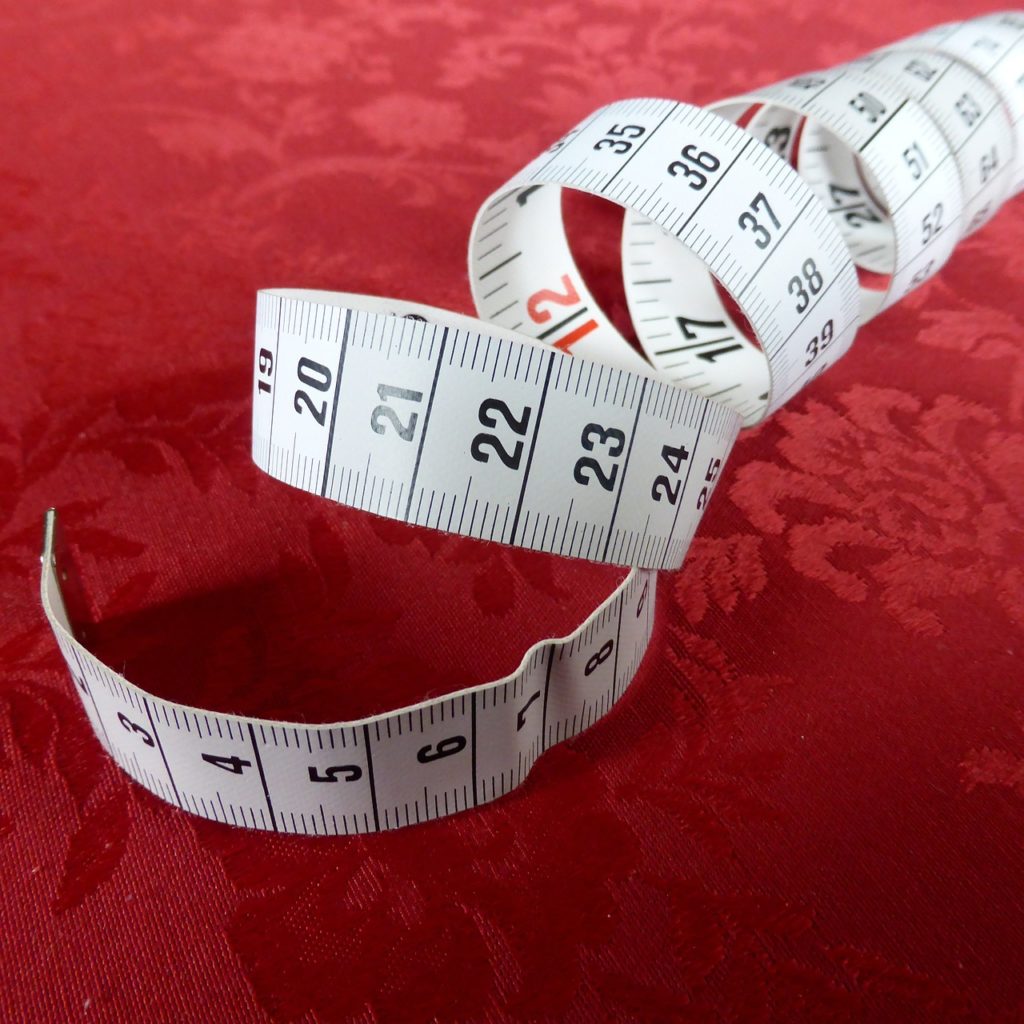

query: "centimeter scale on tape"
left=41, top=12, right=1024, bottom=835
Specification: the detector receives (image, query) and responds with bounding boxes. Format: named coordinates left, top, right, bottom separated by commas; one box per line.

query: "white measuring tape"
left=897, top=12, right=1024, bottom=197
left=41, top=13, right=1024, bottom=835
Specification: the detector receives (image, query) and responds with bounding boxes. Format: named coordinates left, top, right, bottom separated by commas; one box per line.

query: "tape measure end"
left=41, top=507, right=57, bottom=564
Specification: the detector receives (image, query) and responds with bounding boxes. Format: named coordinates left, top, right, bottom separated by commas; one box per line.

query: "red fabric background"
left=2, top=1, right=1023, bottom=1020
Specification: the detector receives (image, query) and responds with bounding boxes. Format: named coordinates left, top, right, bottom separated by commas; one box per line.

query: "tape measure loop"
left=471, top=100, right=863, bottom=426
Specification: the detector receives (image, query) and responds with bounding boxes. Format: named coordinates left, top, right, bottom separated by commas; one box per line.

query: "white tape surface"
left=42, top=13, right=1024, bottom=834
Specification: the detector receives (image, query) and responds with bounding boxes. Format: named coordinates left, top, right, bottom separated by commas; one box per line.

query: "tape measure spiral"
left=41, top=12, right=1024, bottom=835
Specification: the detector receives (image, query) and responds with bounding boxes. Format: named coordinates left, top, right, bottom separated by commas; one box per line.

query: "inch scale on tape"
left=731, top=65, right=965, bottom=310
left=469, top=99, right=862, bottom=426
left=42, top=13, right=1024, bottom=834
left=620, top=67, right=963, bottom=409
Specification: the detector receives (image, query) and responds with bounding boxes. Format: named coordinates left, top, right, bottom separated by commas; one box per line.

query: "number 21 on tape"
left=527, top=274, right=599, bottom=352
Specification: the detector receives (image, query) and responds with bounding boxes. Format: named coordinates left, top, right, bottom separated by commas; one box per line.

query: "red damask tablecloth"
left=2, top=1, right=1022, bottom=1021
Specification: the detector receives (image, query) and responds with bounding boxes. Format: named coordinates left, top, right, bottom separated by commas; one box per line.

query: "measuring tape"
left=895, top=12, right=1024, bottom=197
left=469, top=100, right=861, bottom=427
left=847, top=47, right=1015, bottom=239
left=41, top=14, right=1024, bottom=835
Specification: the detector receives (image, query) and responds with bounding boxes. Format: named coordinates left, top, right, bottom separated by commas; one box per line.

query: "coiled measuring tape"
left=41, top=13, right=1024, bottom=835
left=899, top=12, right=1024, bottom=197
